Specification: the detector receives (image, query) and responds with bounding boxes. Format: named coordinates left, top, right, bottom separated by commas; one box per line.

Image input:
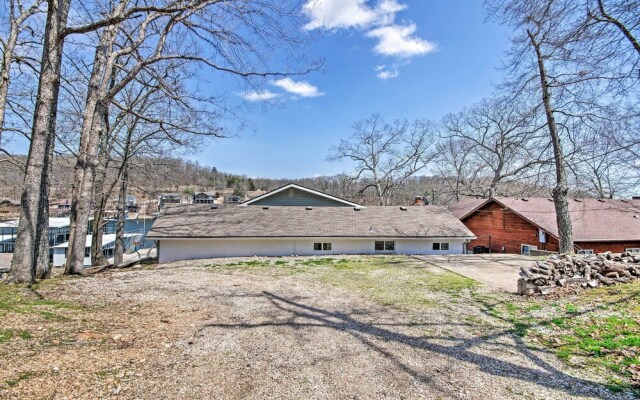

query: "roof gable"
left=240, top=183, right=363, bottom=207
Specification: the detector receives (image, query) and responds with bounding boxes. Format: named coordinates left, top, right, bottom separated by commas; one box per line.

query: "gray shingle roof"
left=146, top=204, right=475, bottom=239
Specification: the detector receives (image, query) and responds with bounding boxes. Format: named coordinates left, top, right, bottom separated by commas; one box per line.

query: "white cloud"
left=376, top=68, right=399, bottom=79
left=303, top=0, right=377, bottom=30
left=302, top=0, right=435, bottom=78
left=367, top=24, right=436, bottom=57
left=272, top=78, right=324, bottom=97
left=243, top=90, right=279, bottom=102
left=302, top=0, right=406, bottom=30
left=375, top=0, right=407, bottom=25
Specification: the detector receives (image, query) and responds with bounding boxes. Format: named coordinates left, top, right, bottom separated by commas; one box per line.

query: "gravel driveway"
left=0, top=257, right=630, bottom=399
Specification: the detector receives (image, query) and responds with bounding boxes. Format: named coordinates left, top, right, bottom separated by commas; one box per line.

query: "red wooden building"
left=449, top=197, right=640, bottom=255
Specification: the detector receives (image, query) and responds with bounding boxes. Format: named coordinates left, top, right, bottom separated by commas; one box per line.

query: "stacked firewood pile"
left=518, top=252, right=640, bottom=295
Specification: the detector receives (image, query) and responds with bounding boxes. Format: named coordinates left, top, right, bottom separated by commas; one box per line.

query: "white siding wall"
left=52, top=248, right=91, bottom=267
left=158, top=237, right=468, bottom=263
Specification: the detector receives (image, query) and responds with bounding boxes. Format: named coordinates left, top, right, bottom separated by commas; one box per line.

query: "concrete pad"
left=416, top=254, right=536, bottom=293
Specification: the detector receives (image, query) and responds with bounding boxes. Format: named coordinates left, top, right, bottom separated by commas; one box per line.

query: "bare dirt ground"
left=0, top=256, right=635, bottom=399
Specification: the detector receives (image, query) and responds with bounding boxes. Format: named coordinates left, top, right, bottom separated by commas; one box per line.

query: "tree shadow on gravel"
left=200, top=290, right=623, bottom=399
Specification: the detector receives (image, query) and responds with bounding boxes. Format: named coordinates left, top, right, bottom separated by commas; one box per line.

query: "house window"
left=626, top=248, right=640, bottom=253
left=432, top=243, right=450, bottom=251
left=323, top=243, right=332, bottom=251
left=375, top=241, right=395, bottom=252
left=84, top=247, right=91, bottom=257
left=314, top=243, right=332, bottom=251
left=577, top=249, right=593, bottom=255
left=521, top=244, right=538, bottom=255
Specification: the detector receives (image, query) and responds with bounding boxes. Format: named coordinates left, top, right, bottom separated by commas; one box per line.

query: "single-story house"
left=192, top=192, right=217, bottom=204
left=147, top=183, right=475, bottom=263
left=158, top=193, right=183, bottom=209
left=449, top=197, right=640, bottom=254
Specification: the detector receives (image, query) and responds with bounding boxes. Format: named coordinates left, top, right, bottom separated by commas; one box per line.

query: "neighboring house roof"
left=53, top=233, right=136, bottom=248
left=146, top=204, right=475, bottom=239
left=193, top=192, right=217, bottom=197
left=448, top=198, right=490, bottom=220
left=0, top=199, right=20, bottom=206
left=247, top=190, right=267, bottom=198
left=450, top=197, right=640, bottom=242
left=1, top=218, right=70, bottom=229
left=240, top=183, right=363, bottom=207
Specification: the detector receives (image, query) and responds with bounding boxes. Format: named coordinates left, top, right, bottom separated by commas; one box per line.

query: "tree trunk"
left=65, top=22, right=119, bottom=275
left=529, top=30, right=574, bottom=254
left=90, top=120, right=114, bottom=267
left=115, top=167, right=128, bottom=264
left=8, top=0, right=70, bottom=283
left=0, top=22, right=19, bottom=142
left=90, top=171, right=108, bottom=268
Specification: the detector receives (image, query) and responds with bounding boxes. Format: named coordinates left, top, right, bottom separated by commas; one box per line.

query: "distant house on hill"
left=0, top=199, right=20, bottom=218
left=158, top=193, right=183, bottom=209
left=192, top=192, right=217, bottom=204
left=147, top=183, right=475, bottom=262
left=449, top=197, right=640, bottom=255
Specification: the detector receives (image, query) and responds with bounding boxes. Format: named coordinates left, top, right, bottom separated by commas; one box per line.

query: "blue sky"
left=204, top=0, right=512, bottom=178
left=8, top=0, right=512, bottom=179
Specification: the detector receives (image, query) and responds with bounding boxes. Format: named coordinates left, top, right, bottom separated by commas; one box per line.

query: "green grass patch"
left=304, top=257, right=478, bottom=311
left=4, top=371, right=37, bottom=388
left=482, top=280, right=640, bottom=392
left=18, top=330, right=32, bottom=339
left=0, top=329, right=14, bottom=343
left=0, top=284, right=79, bottom=317
left=300, top=258, right=335, bottom=266
left=565, top=304, right=578, bottom=314
left=210, top=256, right=479, bottom=312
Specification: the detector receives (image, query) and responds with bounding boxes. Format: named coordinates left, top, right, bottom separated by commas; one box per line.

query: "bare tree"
left=433, top=137, right=485, bottom=202
left=568, top=117, right=640, bottom=198
left=588, top=0, right=640, bottom=55
left=0, top=0, right=44, bottom=150
left=64, top=0, right=318, bottom=274
left=487, top=0, right=594, bottom=253
left=7, top=0, right=175, bottom=282
left=328, top=114, right=436, bottom=206
left=8, top=0, right=71, bottom=282
left=440, top=96, right=551, bottom=198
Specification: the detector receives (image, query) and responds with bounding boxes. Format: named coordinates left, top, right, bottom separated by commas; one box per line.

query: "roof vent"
left=521, top=198, right=528, bottom=201
left=306, top=206, right=313, bottom=210
left=354, top=206, right=362, bottom=211
left=210, top=205, right=218, bottom=210
left=598, top=199, right=605, bottom=203
left=262, top=206, right=269, bottom=210
left=400, top=206, right=407, bottom=211
left=547, top=198, right=553, bottom=202
left=574, top=198, right=582, bottom=202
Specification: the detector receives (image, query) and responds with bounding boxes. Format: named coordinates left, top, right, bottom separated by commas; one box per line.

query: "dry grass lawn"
left=0, top=255, right=637, bottom=399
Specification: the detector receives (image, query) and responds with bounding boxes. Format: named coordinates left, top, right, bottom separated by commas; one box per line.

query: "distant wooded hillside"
left=1, top=155, right=560, bottom=206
